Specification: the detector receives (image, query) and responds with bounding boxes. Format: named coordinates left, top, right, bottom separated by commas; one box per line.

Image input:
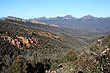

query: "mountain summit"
left=64, top=15, right=77, bottom=19
left=37, top=17, right=48, bottom=20
left=81, top=15, right=97, bottom=19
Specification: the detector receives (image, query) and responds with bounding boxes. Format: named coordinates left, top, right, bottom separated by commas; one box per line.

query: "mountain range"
left=26, top=15, right=110, bottom=32
left=28, top=15, right=110, bottom=20
left=1, top=15, right=110, bottom=32
left=6, top=16, right=109, bottom=49
left=0, top=15, right=110, bottom=73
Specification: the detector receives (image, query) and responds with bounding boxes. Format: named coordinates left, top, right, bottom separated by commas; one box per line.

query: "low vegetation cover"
left=0, top=20, right=70, bottom=73
left=0, top=20, right=110, bottom=73
left=48, top=35, right=110, bottom=73
left=7, top=18, right=105, bottom=49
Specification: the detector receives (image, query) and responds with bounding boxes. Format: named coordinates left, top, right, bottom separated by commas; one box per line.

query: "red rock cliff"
left=7, top=16, right=27, bottom=22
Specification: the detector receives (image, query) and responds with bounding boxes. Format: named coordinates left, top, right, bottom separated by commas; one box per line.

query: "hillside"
left=6, top=16, right=106, bottom=49
left=0, top=20, right=70, bottom=73
left=1, top=16, right=110, bottom=73
left=0, top=18, right=110, bottom=73
left=46, top=34, right=110, bottom=73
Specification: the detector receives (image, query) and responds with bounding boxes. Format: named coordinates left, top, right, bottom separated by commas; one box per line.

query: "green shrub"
left=7, top=55, right=27, bottom=73
left=64, top=48, right=77, bottom=62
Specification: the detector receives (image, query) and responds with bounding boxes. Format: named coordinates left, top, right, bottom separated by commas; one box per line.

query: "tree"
left=7, top=55, right=27, bottom=73
left=64, top=48, right=77, bottom=62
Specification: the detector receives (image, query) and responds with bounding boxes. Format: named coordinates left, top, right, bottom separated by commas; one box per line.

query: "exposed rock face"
left=30, top=20, right=60, bottom=27
left=98, top=38, right=104, bottom=42
left=7, top=16, right=60, bottom=28
left=38, top=32, right=62, bottom=40
left=11, top=39, right=15, bottom=46
left=1, top=29, right=61, bottom=49
left=29, top=38, right=33, bottom=44
left=15, top=40, right=21, bottom=48
left=7, top=37, right=11, bottom=43
left=30, top=20, right=46, bottom=25
left=2, top=36, right=39, bottom=48
left=17, top=36, right=29, bottom=44
left=49, top=24, right=60, bottom=27
left=4, top=36, right=21, bottom=48
left=33, top=38, right=38, bottom=44
left=7, top=16, right=27, bottom=22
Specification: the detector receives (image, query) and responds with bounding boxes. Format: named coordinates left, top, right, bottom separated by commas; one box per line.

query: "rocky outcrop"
left=4, top=36, right=21, bottom=48
left=100, top=48, right=110, bottom=56
left=38, top=32, right=62, bottom=40
left=7, top=16, right=27, bottom=22
left=17, top=36, right=29, bottom=44
left=49, top=24, right=60, bottom=27
left=1, top=36, right=39, bottom=48
left=30, top=20, right=47, bottom=25
left=98, top=38, right=104, bottom=42
left=30, top=20, right=60, bottom=27
left=29, top=38, right=33, bottom=44
left=7, top=16, right=60, bottom=28
left=15, top=39, right=21, bottom=48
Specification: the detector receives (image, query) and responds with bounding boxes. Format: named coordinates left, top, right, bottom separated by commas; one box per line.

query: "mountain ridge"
left=29, top=15, right=110, bottom=32
left=0, top=16, right=110, bottom=73
left=30, top=15, right=110, bottom=20
left=6, top=16, right=60, bottom=27
left=1, top=15, right=110, bottom=20
left=6, top=16, right=108, bottom=49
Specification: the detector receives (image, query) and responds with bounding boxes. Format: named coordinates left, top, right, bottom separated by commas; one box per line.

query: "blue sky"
left=0, top=0, right=110, bottom=19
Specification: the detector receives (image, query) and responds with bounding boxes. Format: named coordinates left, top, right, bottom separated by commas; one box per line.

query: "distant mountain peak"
left=0, top=17, right=6, bottom=20
left=81, top=15, right=95, bottom=19
left=64, top=15, right=77, bottom=19
left=64, top=15, right=73, bottom=17
left=106, top=17, right=110, bottom=19
left=84, top=15, right=94, bottom=17
left=37, top=17, right=47, bottom=20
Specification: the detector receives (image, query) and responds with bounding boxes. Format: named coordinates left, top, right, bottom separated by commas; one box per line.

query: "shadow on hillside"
left=27, top=62, right=51, bottom=73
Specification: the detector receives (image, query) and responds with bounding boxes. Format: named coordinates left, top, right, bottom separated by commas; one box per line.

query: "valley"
left=0, top=16, right=110, bottom=73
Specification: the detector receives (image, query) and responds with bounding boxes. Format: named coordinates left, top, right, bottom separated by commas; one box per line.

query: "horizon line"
left=0, top=15, right=110, bottom=19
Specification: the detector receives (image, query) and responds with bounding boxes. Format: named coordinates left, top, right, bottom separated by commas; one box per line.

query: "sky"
left=0, top=0, right=110, bottom=19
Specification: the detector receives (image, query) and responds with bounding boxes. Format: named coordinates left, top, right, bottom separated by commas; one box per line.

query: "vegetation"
left=0, top=19, right=110, bottom=73
left=45, top=34, right=110, bottom=73
left=0, top=20, right=70, bottom=72
left=64, top=48, right=77, bottom=62
left=6, top=19, right=106, bottom=49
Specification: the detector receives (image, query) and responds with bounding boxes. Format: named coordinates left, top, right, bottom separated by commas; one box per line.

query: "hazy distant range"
left=26, top=15, right=110, bottom=32
left=1, top=15, right=110, bottom=32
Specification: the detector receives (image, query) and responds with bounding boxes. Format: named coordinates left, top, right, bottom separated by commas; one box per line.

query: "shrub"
left=7, top=55, right=27, bottom=73
left=64, top=48, right=77, bottom=62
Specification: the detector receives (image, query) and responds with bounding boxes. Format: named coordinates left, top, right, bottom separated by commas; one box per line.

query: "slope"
left=46, top=34, right=110, bottom=73
left=0, top=19, right=69, bottom=62
left=6, top=17, right=106, bottom=49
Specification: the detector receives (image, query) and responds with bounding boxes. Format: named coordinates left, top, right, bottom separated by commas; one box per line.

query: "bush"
left=7, top=55, right=27, bottom=73
left=64, top=48, right=77, bottom=62
left=108, top=42, right=110, bottom=48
